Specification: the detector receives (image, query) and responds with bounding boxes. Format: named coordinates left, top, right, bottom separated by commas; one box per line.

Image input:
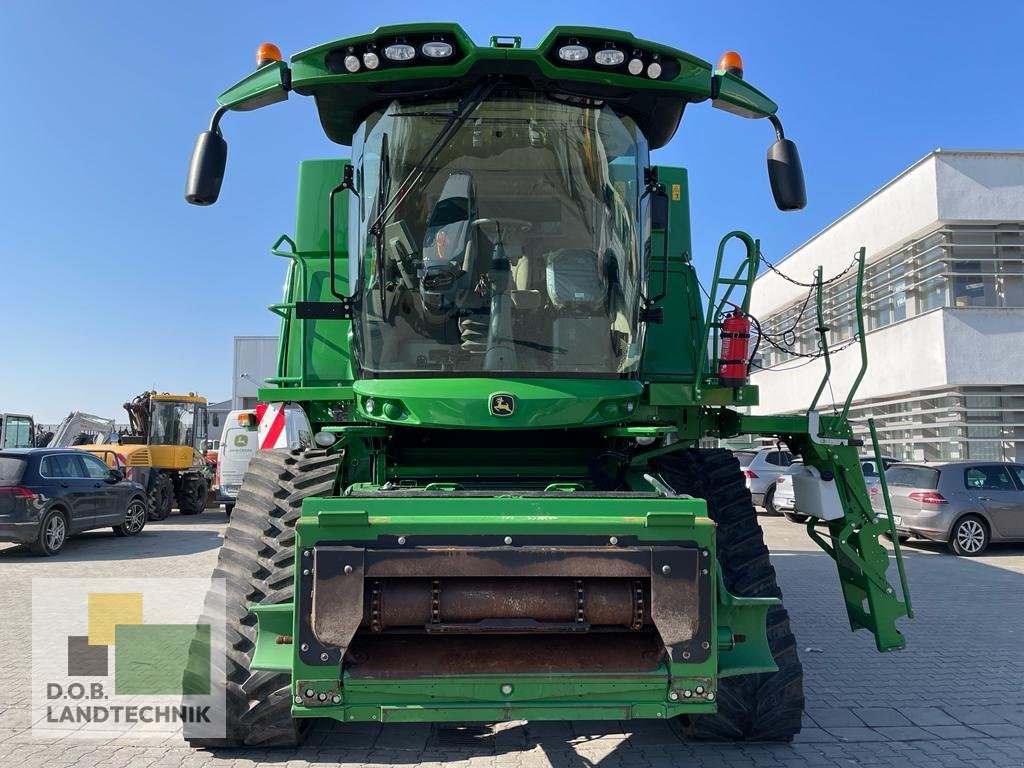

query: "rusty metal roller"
left=361, top=578, right=650, bottom=630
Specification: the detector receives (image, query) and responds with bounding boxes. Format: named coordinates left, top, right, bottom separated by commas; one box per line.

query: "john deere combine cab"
left=183, top=25, right=911, bottom=746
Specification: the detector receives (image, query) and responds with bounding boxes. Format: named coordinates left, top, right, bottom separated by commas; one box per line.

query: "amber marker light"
left=716, top=50, right=744, bottom=78
left=257, top=42, right=283, bottom=68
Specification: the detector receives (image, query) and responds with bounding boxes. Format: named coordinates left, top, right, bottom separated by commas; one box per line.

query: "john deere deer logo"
left=489, top=394, right=515, bottom=417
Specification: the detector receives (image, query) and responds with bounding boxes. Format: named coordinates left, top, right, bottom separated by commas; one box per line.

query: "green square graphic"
left=114, top=624, right=210, bottom=695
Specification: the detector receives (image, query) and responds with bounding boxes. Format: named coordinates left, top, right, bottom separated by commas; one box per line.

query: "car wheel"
left=783, top=510, right=809, bottom=524
left=763, top=486, right=780, bottom=516
left=31, top=509, right=68, bottom=556
left=949, top=515, right=989, bottom=556
left=114, top=498, right=148, bottom=537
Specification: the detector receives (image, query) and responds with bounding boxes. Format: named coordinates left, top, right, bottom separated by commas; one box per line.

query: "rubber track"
left=654, top=448, right=804, bottom=741
left=183, top=448, right=339, bottom=748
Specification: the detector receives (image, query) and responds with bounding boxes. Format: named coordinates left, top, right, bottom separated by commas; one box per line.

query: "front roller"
left=654, top=448, right=804, bottom=741
left=182, top=448, right=339, bottom=747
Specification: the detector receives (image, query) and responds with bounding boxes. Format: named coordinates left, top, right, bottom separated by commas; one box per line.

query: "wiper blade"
left=369, top=78, right=502, bottom=240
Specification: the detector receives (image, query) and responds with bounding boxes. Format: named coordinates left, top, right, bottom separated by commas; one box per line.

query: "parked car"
left=215, top=410, right=258, bottom=516
left=0, top=448, right=148, bottom=556
left=777, top=455, right=898, bottom=523
left=869, top=461, right=1024, bottom=556
left=736, top=448, right=794, bottom=514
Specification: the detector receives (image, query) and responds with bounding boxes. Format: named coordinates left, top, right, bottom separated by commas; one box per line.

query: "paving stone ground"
left=1, top=508, right=1022, bottom=767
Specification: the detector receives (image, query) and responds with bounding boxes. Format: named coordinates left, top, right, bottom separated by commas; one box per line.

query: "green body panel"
left=246, top=494, right=778, bottom=722
left=197, top=22, right=912, bottom=727
left=354, top=378, right=643, bottom=429
left=217, top=60, right=289, bottom=111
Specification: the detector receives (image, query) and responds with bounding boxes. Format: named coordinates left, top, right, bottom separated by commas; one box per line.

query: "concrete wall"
left=751, top=310, right=949, bottom=415
left=936, top=152, right=1024, bottom=223
left=942, top=308, right=1024, bottom=386
left=232, top=336, right=279, bottom=410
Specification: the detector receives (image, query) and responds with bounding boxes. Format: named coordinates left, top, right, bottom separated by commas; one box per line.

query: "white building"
left=232, top=336, right=279, bottom=410
left=750, top=149, right=1024, bottom=462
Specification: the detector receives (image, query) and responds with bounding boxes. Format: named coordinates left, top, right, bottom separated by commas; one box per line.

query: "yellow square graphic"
left=88, top=593, right=143, bottom=646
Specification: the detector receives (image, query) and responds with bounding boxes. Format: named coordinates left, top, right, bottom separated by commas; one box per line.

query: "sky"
left=2, top=0, right=1022, bottom=422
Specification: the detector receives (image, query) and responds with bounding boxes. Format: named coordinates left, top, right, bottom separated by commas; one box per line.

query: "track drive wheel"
left=183, top=448, right=340, bottom=748
left=654, top=448, right=805, bottom=742
left=148, top=473, right=174, bottom=521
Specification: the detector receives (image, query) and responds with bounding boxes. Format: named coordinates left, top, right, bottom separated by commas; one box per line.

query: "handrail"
left=694, top=231, right=759, bottom=394
left=269, top=234, right=305, bottom=389
left=840, top=248, right=868, bottom=421
left=808, top=266, right=830, bottom=411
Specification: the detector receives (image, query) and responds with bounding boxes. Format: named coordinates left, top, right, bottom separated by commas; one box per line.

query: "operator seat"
left=545, top=248, right=614, bottom=371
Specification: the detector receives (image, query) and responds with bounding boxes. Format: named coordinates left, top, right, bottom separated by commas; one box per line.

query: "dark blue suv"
left=0, top=449, right=148, bottom=555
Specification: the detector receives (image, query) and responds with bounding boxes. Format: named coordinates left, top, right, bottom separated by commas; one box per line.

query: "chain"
left=759, top=250, right=860, bottom=288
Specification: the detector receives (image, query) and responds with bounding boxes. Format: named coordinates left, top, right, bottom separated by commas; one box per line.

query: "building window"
left=756, top=224, right=1023, bottom=369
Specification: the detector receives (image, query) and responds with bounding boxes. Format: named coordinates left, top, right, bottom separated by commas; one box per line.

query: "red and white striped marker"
left=257, top=403, right=288, bottom=450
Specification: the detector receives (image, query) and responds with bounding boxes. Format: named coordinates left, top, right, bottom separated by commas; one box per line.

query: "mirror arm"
left=328, top=164, right=358, bottom=303
left=768, top=114, right=785, bottom=142
left=209, top=106, right=228, bottom=134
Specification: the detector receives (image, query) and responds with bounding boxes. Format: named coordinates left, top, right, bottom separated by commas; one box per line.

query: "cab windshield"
left=150, top=401, right=196, bottom=446
left=349, top=94, right=648, bottom=377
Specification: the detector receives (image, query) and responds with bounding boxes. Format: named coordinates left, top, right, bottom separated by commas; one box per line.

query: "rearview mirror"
left=650, top=185, right=669, bottom=231
left=185, top=130, right=228, bottom=206
left=106, top=468, right=125, bottom=483
left=767, top=138, right=806, bottom=211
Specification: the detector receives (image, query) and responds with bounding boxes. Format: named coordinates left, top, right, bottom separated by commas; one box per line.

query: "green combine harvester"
left=184, top=25, right=912, bottom=746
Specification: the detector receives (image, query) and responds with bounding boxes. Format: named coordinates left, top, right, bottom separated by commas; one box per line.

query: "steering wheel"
left=472, top=218, right=533, bottom=248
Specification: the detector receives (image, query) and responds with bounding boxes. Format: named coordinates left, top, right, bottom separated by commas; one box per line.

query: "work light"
left=384, top=44, right=416, bottom=61
left=557, top=43, right=590, bottom=61
left=594, top=48, right=625, bottom=66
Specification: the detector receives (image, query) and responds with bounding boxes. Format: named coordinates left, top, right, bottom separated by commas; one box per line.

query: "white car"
left=735, top=448, right=794, bottom=515
left=776, top=455, right=899, bottom=523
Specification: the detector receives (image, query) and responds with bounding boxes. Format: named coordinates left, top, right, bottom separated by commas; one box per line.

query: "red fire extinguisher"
left=719, top=306, right=751, bottom=387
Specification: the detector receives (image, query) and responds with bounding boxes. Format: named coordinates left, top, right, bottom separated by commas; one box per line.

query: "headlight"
left=594, top=48, right=625, bottom=66
left=383, top=43, right=416, bottom=61
left=363, top=51, right=380, bottom=70
left=627, top=57, right=644, bottom=75
left=421, top=41, right=454, bottom=58
left=343, top=55, right=360, bottom=73
left=557, top=44, right=590, bottom=62
left=647, top=61, right=663, bottom=79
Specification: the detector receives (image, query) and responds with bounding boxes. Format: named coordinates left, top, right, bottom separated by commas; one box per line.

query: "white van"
left=215, top=405, right=313, bottom=515
left=216, top=410, right=258, bottom=515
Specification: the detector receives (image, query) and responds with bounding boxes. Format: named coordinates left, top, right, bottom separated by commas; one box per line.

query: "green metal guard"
left=868, top=417, right=913, bottom=618
left=266, top=234, right=306, bottom=387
